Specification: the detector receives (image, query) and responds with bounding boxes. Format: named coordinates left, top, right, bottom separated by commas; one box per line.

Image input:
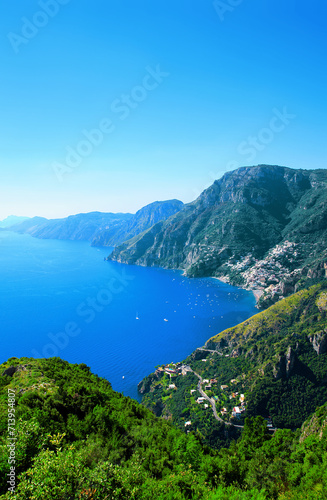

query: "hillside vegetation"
left=140, top=282, right=327, bottom=439
left=1, top=357, right=327, bottom=499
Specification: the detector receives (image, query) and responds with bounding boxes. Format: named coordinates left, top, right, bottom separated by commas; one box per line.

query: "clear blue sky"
left=0, top=0, right=326, bottom=219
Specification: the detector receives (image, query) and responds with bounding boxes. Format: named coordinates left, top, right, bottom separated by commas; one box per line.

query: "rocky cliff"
left=109, top=165, right=327, bottom=305
left=92, top=199, right=184, bottom=246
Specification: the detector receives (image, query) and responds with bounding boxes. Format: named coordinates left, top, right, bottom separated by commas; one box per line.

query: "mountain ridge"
left=92, top=199, right=184, bottom=246
left=9, top=212, right=131, bottom=242
left=109, top=165, right=327, bottom=307
left=0, top=215, right=30, bottom=228
left=8, top=200, right=184, bottom=247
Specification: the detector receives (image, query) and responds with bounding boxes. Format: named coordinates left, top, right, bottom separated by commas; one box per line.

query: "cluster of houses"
left=220, top=382, right=246, bottom=418
left=156, top=362, right=189, bottom=378
left=224, top=241, right=302, bottom=296
left=158, top=364, right=250, bottom=427
left=188, top=377, right=247, bottom=423
left=241, top=241, right=302, bottom=293
left=158, top=364, right=276, bottom=430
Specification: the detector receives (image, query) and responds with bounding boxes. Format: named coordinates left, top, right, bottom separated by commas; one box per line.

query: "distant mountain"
left=0, top=215, right=30, bottom=228
left=10, top=212, right=132, bottom=242
left=92, top=199, right=184, bottom=246
left=109, top=165, right=327, bottom=306
left=8, top=201, right=184, bottom=247
left=9, top=216, right=49, bottom=233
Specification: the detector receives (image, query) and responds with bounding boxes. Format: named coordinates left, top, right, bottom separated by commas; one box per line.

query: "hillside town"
left=156, top=362, right=248, bottom=427
left=223, top=241, right=306, bottom=304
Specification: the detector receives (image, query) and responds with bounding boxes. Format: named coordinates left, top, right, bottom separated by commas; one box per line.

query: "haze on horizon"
left=0, top=0, right=326, bottom=220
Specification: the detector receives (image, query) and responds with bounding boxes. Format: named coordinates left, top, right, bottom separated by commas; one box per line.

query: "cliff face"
left=109, top=165, right=327, bottom=302
left=309, top=330, right=327, bottom=355
left=300, top=402, right=327, bottom=442
left=92, top=199, right=184, bottom=247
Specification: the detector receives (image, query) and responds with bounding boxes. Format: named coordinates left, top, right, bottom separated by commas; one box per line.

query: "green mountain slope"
left=109, top=165, right=327, bottom=306
left=0, top=357, right=213, bottom=499
left=1, top=357, right=327, bottom=499
left=140, top=282, right=327, bottom=438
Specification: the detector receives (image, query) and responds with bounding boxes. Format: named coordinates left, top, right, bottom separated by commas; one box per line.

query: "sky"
left=0, top=0, right=326, bottom=220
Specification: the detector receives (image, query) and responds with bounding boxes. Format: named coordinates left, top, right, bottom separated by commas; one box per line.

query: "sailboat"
left=136, top=312, right=140, bottom=320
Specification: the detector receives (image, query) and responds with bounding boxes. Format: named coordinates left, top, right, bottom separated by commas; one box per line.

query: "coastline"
left=210, top=276, right=263, bottom=305
left=252, top=289, right=264, bottom=303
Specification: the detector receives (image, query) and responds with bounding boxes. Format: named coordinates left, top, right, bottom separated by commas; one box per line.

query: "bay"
left=0, top=231, right=257, bottom=400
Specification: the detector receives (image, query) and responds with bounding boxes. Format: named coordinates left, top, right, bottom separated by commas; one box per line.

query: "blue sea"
left=0, top=231, right=257, bottom=400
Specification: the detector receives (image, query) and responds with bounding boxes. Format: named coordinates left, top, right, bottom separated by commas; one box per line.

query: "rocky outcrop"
left=309, top=330, right=327, bottom=355
left=137, top=370, right=163, bottom=394
left=273, top=346, right=296, bottom=379
left=281, top=281, right=295, bottom=296
left=2, top=364, right=28, bottom=377
left=300, top=402, right=327, bottom=443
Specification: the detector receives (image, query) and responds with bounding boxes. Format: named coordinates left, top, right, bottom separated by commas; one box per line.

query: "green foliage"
left=0, top=358, right=213, bottom=499
left=142, top=283, right=327, bottom=441
left=1, top=357, right=327, bottom=499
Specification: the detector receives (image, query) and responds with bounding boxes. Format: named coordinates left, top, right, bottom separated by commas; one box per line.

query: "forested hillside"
left=1, top=357, right=327, bottom=499
left=140, top=282, right=327, bottom=441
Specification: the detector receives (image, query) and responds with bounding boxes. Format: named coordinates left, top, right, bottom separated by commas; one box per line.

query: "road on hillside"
left=187, top=366, right=245, bottom=429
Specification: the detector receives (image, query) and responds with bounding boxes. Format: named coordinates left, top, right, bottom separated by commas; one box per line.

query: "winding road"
left=187, top=366, right=245, bottom=429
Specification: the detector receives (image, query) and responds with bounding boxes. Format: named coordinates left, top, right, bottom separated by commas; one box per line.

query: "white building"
left=232, top=407, right=241, bottom=418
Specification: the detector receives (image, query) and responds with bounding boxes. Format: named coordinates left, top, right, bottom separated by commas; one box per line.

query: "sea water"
left=0, top=231, right=257, bottom=400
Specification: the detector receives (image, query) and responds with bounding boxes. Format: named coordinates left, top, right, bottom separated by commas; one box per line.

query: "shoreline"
left=210, top=276, right=263, bottom=305
left=252, top=289, right=264, bottom=303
